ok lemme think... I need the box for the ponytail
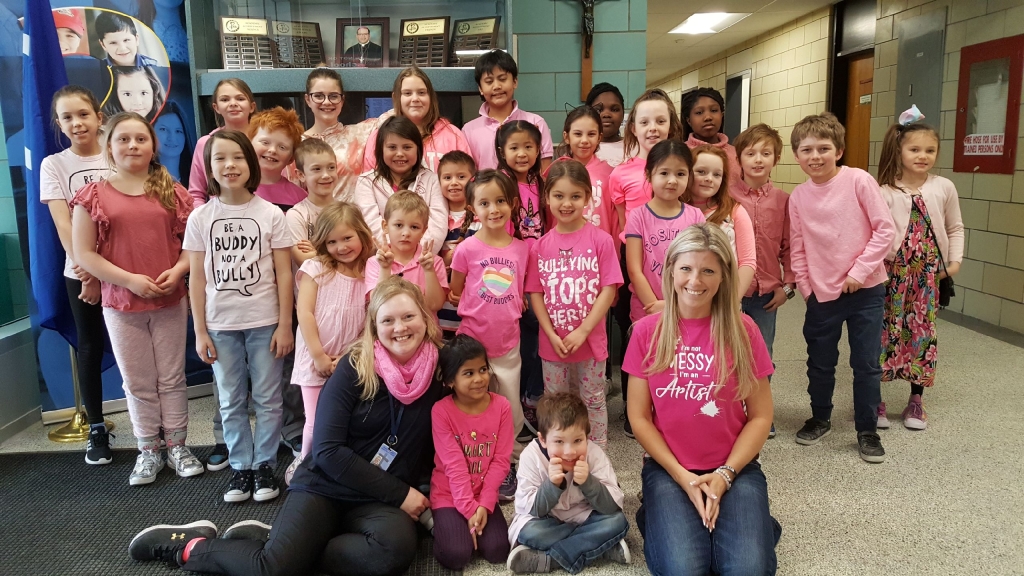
[146,159,178,211]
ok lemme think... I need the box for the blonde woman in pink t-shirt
[71,112,200,486]
[363,66,472,173]
[623,223,779,575]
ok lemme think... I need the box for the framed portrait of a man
[335,18,389,68]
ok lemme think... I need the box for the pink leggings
[300,385,323,459]
[542,358,607,449]
[103,299,188,444]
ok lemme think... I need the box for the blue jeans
[209,325,284,470]
[637,459,781,576]
[519,306,544,401]
[517,511,628,574]
[741,291,778,360]
[804,285,884,432]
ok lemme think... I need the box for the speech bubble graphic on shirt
[482,266,514,296]
[209,218,262,296]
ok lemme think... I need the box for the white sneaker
[876,401,890,429]
[168,445,205,478]
[604,540,631,564]
[129,448,165,486]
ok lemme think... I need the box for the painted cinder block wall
[870,0,1024,333]
[650,7,832,193]
[509,0,647,136]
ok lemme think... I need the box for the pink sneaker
[902,394,927,430]
[876,401,890,429]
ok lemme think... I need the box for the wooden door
[844,52,874,170]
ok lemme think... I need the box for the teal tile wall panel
[555,73,583,108]
[592,71,630,96]
[555,0,579,33]
[4,235,21,270]
[537,112,567,139]
[517,34,583,73]
[629,0,647,31]
[512,0,556,33]
[0,198,15,235]
[596,0,630,32]
[516,73,558,112]
[8,269,27,306]
[628,70,648,107]
[0,161,10,198]
[592,32,646,72]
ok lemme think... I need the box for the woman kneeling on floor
[623,223,782,576]
[128,277,444,576]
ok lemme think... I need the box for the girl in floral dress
[876,111,963,431]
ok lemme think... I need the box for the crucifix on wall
[557,0,598,101]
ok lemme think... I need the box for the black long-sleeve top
[289,353,443,506]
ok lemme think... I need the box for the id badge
[370,443,398,471]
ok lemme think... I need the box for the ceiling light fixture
[669,12,750,34]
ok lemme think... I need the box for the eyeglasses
[308,92,343,104]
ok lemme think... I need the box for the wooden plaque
[271,20,325,68]
[399,17,451,68]
[220,17,277,70]
[450,16,501,67]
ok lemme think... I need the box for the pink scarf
[373,340,438,404]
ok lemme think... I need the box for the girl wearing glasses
[296,68,379,200]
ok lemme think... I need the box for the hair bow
[898,104,925,126]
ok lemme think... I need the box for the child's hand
[330,356,341,371]
[313,353,336,377]
[79,278,101,305]
[270,324,294,358]
[561,327,589,356]
[644,300,666,314]
[195,332,217,364]
[154,267,184,292]
[296,239,315,255]
[546,333,569,359]
[441,247,454,268]
[72,264,95,284]
[939,261,960,279]
[375,235,395,269]
[763,286,789,312]
[468,506,488,550]
[419,239,436,268]
[572,458,590,485]
[448,290,461,306]
[841,276,862,293]
[127,273,166,298]
[548,456,566,486]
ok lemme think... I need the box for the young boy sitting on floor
[506,392,630,574]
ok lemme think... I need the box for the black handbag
[923,213,955,308]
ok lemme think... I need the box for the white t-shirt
[39,149,110,278]
[183,195,293,331]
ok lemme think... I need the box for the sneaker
[221,520,271,542]
[507,544,551,574]
[858,431,886,463]
[224,469,254,503]
[517,424,535,443]
[795,418,831,446]
[285,456,302,486]
[522,400,539,434]
[85,427,113,465]
[768,423,776,439]
[603,540,631,564]
[902,394,928,430]
[253,463,280,502]
[876,402,891,429]
[623,416,634,439]
[206,444,230,472]
[280,436,302,458]
[499,465,518,501]
[128,520,218,563]
[129,448,165,486]
[168,445,205,478]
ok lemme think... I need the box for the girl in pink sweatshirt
[430,335,514,571]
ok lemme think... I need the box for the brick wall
[649,7,831,192]
[870,0,1024,332]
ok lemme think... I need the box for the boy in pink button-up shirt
[462,50,554,171]
[788,113,896,464]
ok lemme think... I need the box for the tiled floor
[4,299,1024,575]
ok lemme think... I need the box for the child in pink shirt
[551,106,617,242]
[188,79,257,206]
[430,335,514,571]
[681,88,742,188]
[246,107,307,211]
[788,113,896,463]
[526,161,622,449]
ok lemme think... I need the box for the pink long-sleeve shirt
[429,393,514,518]
[187,129,221,206]
[362,118,472,173]
[788,166,896,302]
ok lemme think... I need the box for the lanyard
[387,395,405,447]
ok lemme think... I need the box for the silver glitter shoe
[129,448,165,486]
[168,445,205,478]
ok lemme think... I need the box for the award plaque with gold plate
[449,16,501,67]
[220,17,276,70]
[271,21,325,68]
[399,17,451,67]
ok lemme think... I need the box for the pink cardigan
[879,174,964,264]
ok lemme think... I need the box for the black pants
[182,490,418,576]
[65,277,107,425]
[278,309,305,442]
[519,306,543,400]
[431,507,509,570]
[611,244,632,401]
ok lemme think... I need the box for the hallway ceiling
[647,0,838,85]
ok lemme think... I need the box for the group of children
[41,47,963,574]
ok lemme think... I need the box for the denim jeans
[741,291,778,360]
[209,324,284,470]
[517,511,628,574]
[637,459,781,576]
[803,285,884,432]
[519,306,544,401]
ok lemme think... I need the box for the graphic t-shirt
[183,195,293,331]
[622,313,774,470]
[40,149,111,278]
[451,235,529,358]
[581,155,617,241]
[444,210,480,258]
[525,225,622,363]
[518,181,544,247]
[256,179,307,211]
[625,204,706,322]
[609,156,653,241]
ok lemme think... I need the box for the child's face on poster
[58,28,81,54]
[100,30,139,66]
